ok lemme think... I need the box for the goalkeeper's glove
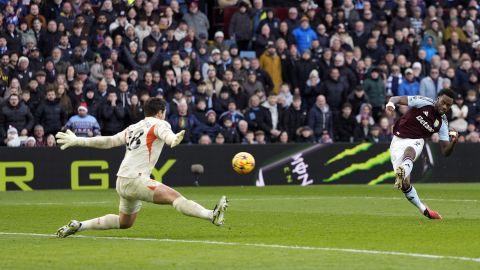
[170,130,185,148]
[55,130,82,150]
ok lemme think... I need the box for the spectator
[278,131,289,143]
[221,118,240,143]
[281,95,306,141]
[386,65,403,97]
[419,67,444,100]
[35,88,67,135]
[320,67,349,113]
[398,69,420,96]
[214,132,226,145]
[4,125,21,147]
[169,100,203,143]
[363,67,386,121]
[219,101,244,126]
[449,94,469,133]
[308,95,333,141]
[292,16,317,54]
[367,125,389,143]
[254,130,266,144]
[354,115,372,142]
[245,94,273,139]
[46,134,56,147]
[100,91,126,136]
[0,94,34,141]
[33,125,46,146]
[182,1,209,39]
[259,41,282,94]
[465,89,480,123]
[261,93,281,138]
[319,129,333,144]
[355,103,376,126]
[198,134,212,145]
[24,136,37,147]
[303,69,322,109]
[126,95,144,125]
[296,126,315,143]
[64,104,101,137]
[334,103,357,142]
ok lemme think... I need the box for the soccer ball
[232,152,255,174]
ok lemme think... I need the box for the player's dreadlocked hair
[437,88,456,100]
[144,97,167,117]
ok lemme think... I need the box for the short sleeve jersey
[117,117,174,178]
[392,96,450,141]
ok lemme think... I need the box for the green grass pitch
[1,184,479,270]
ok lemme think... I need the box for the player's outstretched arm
[56,129,127,150]
[439,129,458,157]
[155,122,185,148]
[385,96,409,116]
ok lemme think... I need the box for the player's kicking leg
[395,147,442,220]
[153,183,229,226]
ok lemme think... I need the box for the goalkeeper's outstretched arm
[56,130,127,150]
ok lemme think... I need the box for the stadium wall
[0,143,477,191]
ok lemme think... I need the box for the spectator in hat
[211,31,229,53]
[449,93,469,133]
[229,1,252,51]
[292,16,318,54]
[183,1,209,39]
[398,68,420,96]
[296,126,315,143]
[259,41,282,94]
[64,103,101,137]
[242,69,264,97]
[12,56,33,90]
[4,21,22,54]
[35,88,67,136]
[202,109,221,139]
[4,125,21,147]
[0,94,34,141]
[28,47,43,73]
[304,69,322,109]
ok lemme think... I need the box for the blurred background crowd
[1,0,480,147]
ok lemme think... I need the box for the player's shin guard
[173,196,214,221]
[78,214,120,231]
[403,186,427,213]
[401,158,413,179]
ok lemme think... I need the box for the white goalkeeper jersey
[116,117,175,178]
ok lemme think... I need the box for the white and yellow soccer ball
[232,152,255,174]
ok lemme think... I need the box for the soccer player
[385,89,458,219]
[55,98,228,238]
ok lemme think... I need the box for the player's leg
[152,183,228,226]
[395,146,416,189]
[56,198,141,237]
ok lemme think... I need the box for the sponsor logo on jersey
[434,119,439,127]
[415,115,435,132]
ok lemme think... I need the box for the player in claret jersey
[55,97,228,238]
[385,89,458,219]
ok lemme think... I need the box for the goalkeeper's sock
[78,214,120,231]
[401,158,413,179]
[403,185,427,212]
[173,196,213,221]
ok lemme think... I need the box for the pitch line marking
[1,232,479,263]
[0,197,477,206]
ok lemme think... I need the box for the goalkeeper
[55,98,228,238]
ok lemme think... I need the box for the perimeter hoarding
[0,143,477,191]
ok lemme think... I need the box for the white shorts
[115,176,162,214]
[389,136,424,170]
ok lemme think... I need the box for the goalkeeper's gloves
[170,130,185,148]
[55,130,82,150]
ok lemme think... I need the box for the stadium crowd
[1,0,480,147]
